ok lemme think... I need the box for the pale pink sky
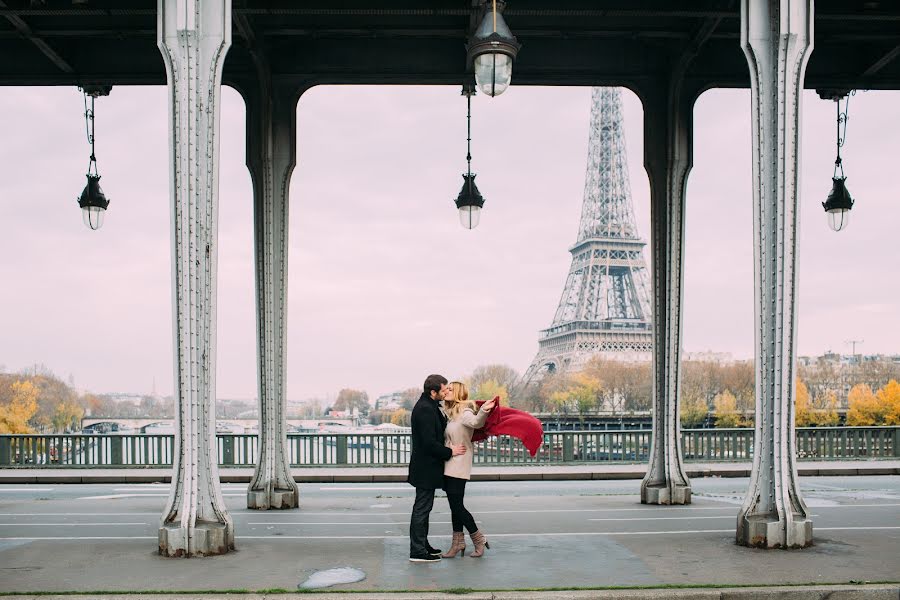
[0,85,897,402]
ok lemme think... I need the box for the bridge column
[737,0,814,548]
[639,79,696,506]
[157,0,234,556]
[242,58,301,510]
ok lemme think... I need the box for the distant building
[374,391,405,411]
[684,351,735,364]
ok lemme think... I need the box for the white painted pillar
[157,0,234,556]
[244,65,301,510]
[737,0,814,548]
[640,80,695,506]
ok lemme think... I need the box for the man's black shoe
[426,546,442,556]
[409,553,441,563]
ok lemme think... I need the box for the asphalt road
[0,476,898,592]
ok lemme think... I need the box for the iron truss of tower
[520,87,653,390]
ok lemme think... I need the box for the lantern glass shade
[474,51,512,97]
[826,208,849,232]
[77,174,110,231]
[458,205,482,229]
[454,173,485,230]
[82,206,106,230]
[822,176,854,232]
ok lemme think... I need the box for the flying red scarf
[472,397,544,457]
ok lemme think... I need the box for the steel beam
[737,0,813,549]
[243,54,301,511]
[0,0,74,74]
[157,0,234,557]
[639,78,695,506]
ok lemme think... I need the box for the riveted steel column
[157,0,234,556]
[737,0,814,548]
[244,63,301,510]
[640,80,695,506]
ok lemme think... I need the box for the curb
[2,464,899,484]
[1,585,899,599]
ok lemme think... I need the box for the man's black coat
[407,392,452,490]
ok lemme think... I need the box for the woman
[441,381,496,558]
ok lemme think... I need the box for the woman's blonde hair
[444,381,477,419]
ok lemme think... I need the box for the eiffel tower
[520,87,653,389]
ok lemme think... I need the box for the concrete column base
[737,515,813,549]
[247,488,299,510]
[641,482,691,505]
[158,521,233,557]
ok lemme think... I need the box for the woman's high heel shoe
[469,530,489,557]
[442,531,466,558]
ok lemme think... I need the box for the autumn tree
[680,389,709,428]
[390,409,411,427]
[814,391,840,426]
[332,389,370,415]
[549,373,601,417]
[583,358,651,413]
[0,380,39,433]
[877,380,900,425]
[472,379,509,406]
[468,365,519,399]
[713,390,743,428]
[846,384,881,426]
[795,378,813,426]
[52,400,84,433]
[398,387,420,410]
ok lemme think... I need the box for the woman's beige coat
[443,406,492,480]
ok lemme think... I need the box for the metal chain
[833,90,855,179]
[462,84,475,176]
[82,91,98,176]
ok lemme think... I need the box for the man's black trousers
[409,487,436,556]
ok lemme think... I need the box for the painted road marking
[5,526,900,542]
[0,522,147,526]
[75,493,245,500]
[589,514,818,521]
[318,486,411,491]
[245,521,466,525]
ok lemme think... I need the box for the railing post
[336,435,348,465]
[222,435,234,466]
[0,437,9,465]
[562,434,575,462]
[111,435,123,466]
[894,427,900,458]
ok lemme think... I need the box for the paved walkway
[1,475,898,597]
[2,459,899,483]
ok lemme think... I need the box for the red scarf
[472,397,544,457]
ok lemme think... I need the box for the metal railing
[0,427,897,468]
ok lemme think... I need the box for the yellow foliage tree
[0,380,39,433]
[795,378,813,426]
[713,390,743,428]
[473,379,509,407]
[846,384,880,426]
[680,389,709,428]
[52,400,84,433]
[389,409,410,427]
[547,374,602,416]
[876,380,900,425]
[815,391,840,426]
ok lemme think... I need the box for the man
[407,374,466,562]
